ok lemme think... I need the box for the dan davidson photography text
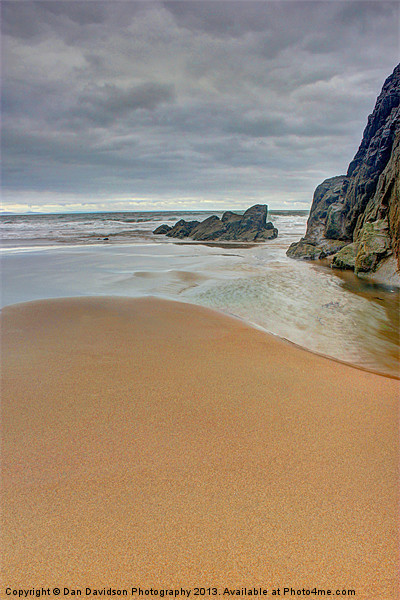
[4,586,357,598]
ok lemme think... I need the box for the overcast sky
[1,1,399,213]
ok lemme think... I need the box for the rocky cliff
[153,205,278,242]
[287,63,400,283]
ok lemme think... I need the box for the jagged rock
[345,69,400,241]
[332,243,359,270]
[218,205,278,241]
[241,204,267,228]
[256,223,278,240]
[287,63,400,282]
[302,176,348,247]
[361,128,400,262]
[153,224,172,234]
[191,216,225,240]
[354,219,392,273]
[165,220,200,239]
[386,132,400,265]
[320,239,349,254]
[287,240,326,260]
[153,205,278,242]
[325,202,345,239]
[287,237,347,260]
[221,211,242,223]
[236,205,277,241]
[332,220,392,272]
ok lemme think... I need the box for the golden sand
[1,297,399,598]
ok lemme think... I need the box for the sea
[1,209,399,377]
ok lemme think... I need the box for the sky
[1,1,399,214]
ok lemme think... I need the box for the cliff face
[287,63,400,281]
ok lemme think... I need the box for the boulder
[153,205,278,242]
[331,243,359,270]
[287,240,326,260]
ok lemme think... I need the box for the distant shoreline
[0,209,310,217]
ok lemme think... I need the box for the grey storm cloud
[1,0,399,211]
[70,82,176,126]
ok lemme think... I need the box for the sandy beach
[1,296,399,598]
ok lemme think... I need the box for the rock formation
[287,63,400,281]
[153,205,278,242]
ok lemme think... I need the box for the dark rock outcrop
[153,224,172,235]
[164,220,201,239]
[221,211,242,223]
[287,63,400,281]
[191,216,225,240]
[153,205,278,242]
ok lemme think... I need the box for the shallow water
[0,209,307,248]
[1,224,399,377]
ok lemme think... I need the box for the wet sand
[1,297,399,598]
